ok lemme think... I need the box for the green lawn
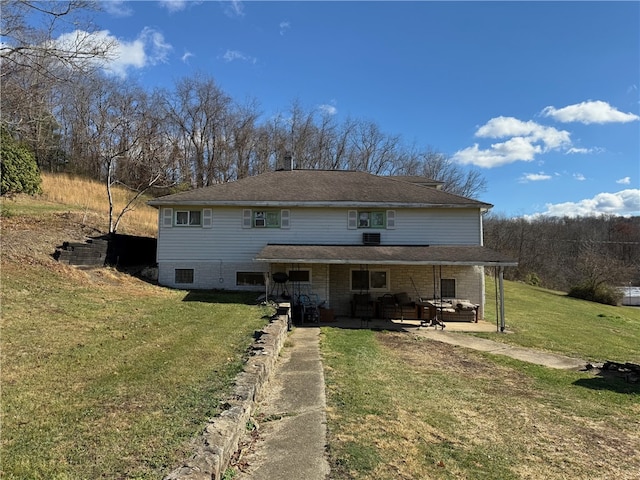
[321,279,640,479]
[1,257,271,479]
[482,278,640,363]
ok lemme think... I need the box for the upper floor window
[254,210,280,228]
[358,211,385,228]
[176,210,201,226]
[161,208,212,229]
[243,209,290,229]
[348,210,394,230]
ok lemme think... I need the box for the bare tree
[163,74,232,187]
[0,0,115,81]
[346,120,400,174]
[397,147,487,198]
[225,99,261,179]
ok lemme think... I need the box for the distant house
[148,168,516,321]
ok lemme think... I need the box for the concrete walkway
[415,328,587,369]
[233,318,587,479]
[236,326,329,480]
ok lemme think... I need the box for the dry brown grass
[40,173,158,237]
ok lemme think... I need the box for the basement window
[175,268,194,284]
[237,272,266,286]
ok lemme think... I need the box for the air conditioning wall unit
[363,232,381,245]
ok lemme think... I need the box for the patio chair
[297,294,319,323]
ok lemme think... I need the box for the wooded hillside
[484,214,640,292]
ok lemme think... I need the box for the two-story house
[148,168,516,321]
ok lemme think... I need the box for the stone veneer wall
[163,307,290,480]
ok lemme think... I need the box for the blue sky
[81,1,639,217]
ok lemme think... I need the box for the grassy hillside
[0,176,271,479]
[483,276,640,363]
[38,172,158,237]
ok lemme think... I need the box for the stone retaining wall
[163,306,290,480]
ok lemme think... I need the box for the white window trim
[350,210,388,229]
[242,209,288,229]
[175,209,202,227]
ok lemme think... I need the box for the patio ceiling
[254,244,518,267]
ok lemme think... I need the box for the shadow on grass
[182,289,261,305]
[573,376,640,395]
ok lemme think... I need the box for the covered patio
[255,244,518,331]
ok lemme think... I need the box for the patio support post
[499,266,506,332]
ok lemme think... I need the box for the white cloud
[453,141,538,168]
[280,21,291,36]
[573,173,586,181]
[453,116,570,168]
[158,0,189,13]
[541,100,640,124]
[222,49,256,64]
[55,28,172,78]
[102,1,133,17]
[475,116,571,149]
[181,51,194,63]
[112,27,172,76]
[566,147,593,154]
[529,189,640,218]
[519,172,552,183]
[617,176,631,185]
[222,0,244,17]
[318,104,337,115]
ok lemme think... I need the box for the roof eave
[147,200,492,209]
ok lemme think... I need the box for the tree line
[484,214,640,302]
[1,2,485,213]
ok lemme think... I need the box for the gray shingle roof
[148,170,492,208]
[255,244,518,266]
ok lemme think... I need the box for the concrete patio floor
[318,316,501,333]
